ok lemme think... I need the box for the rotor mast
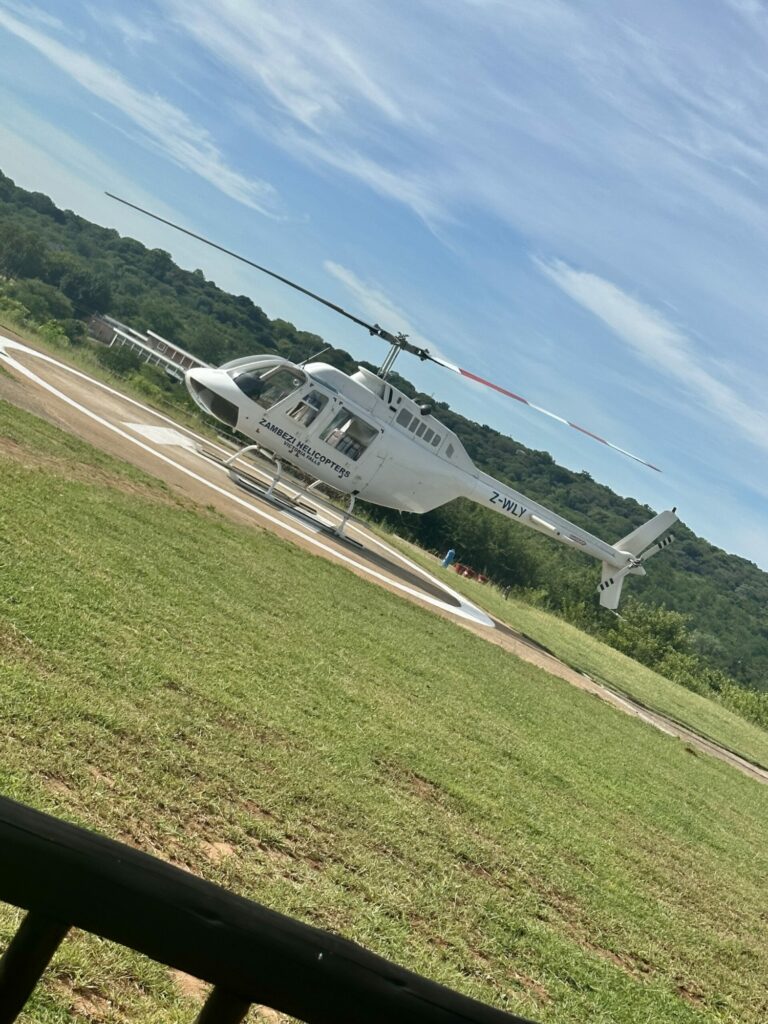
[377,334,412,379]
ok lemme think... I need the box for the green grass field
[1,399,768,1024]
[382,534,768,770]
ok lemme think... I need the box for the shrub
[37,320,69,346]
[96,344,143,375]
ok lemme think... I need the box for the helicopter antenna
[299,345,331,367]
[106,193,661,471]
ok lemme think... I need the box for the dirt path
[2,332,766,786]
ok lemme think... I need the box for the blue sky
[1,0,767,566]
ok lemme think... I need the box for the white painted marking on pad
[123,423,196,450]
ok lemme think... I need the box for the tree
[22,190,65,223]
[611,601,691,669]
[96,344,142,375]
[139,297,182,339]
[6,279,72,320]
[184,321,227,363]
[58,264,112,314]
[0,222,47,279]
[143,248,174,281]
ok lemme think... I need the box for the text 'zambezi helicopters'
[108,193,677,609]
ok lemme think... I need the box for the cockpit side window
[320,407,379,462]
[234,366,306,409]
[288,389,328,426]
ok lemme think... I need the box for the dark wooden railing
[0,796,535,1024]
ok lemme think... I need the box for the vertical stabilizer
[598,509,677,609]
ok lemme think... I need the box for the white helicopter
[109,195,677,609]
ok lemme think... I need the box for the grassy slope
[1,401,767,1024]
[379,534,768,769]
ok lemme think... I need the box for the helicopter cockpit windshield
[233,365,306,409]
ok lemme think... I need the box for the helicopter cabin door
[317,406,386,490]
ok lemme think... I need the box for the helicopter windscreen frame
[233,365,307,410]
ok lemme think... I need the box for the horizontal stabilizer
[641,533,675,561]
[615,509,677,558]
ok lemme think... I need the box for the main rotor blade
[107,194,660,471]
[437,362,661,472]
[105,193,402,345]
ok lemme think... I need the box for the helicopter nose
[185,368,240,429]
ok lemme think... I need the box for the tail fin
[598,509,677,610]
[598,561,645,610]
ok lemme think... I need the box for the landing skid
[198,442,364,547]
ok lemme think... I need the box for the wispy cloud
[278,129,449,227]
[0,5,279,214]
[2,0,63,31]
[722,0,767,21]
[100,11,157,47]
[323,260,458,366]
[537,258,768,455]
[165,0,405,131]
[160,0,768,262]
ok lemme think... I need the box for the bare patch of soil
[52,979,120,1022]
[169,968,208,1001]
[199,839,236,864]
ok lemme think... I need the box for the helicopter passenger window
[446,443,455,459]
[415,422,427,438]
[408,418,418,432]
[320,407,379,461]
[233,366,306,408]
[423,428,434,444]
[396,409,412,428]
[288,390,327,426]
[431,433,441,447]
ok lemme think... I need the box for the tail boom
[465,472,677,608]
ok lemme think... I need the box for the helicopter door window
[415,422,427,438]
[320,407,379,462]
[431,433,441,447]
[234,366,306,408]
[423,428,434,444]
[408,418,419,432]
[288,389,328,426]
[396,409,412,428]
